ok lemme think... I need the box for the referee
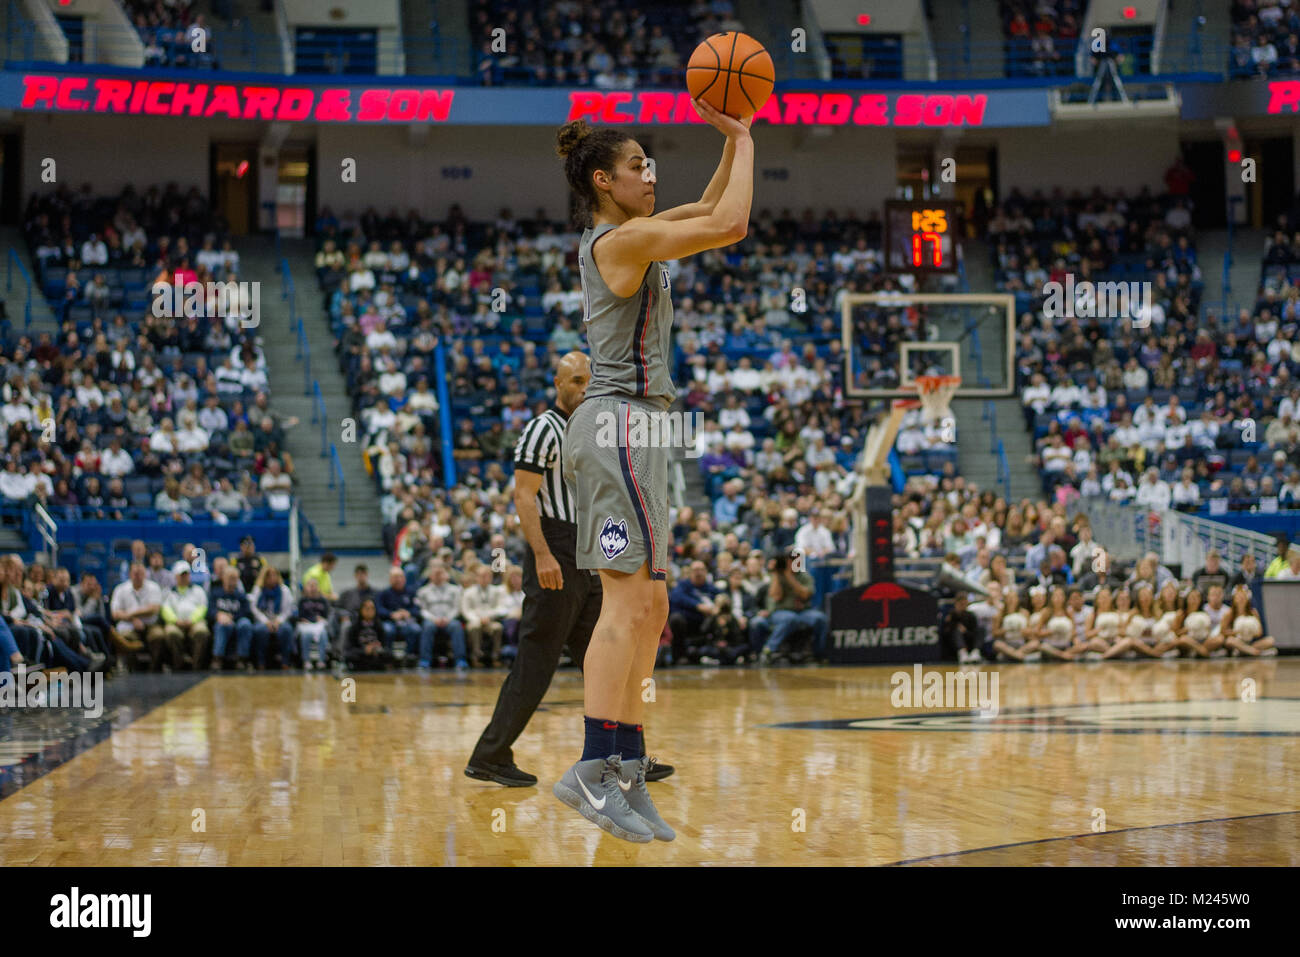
[465,351,674,787]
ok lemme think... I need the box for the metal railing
[33,501,57,565]
[298,506,321,551]
[289,499,301,586]
[1160,508,1276,574]
[279,254,313,394]
[327,442,346,525]
[280,255,294,311]
[434,341,456,488]
[300,323,310,395]
[6,248,33,328]
[1221,195,1244,316]
[995,438,1010,499]
[312,380,328,456]
[1075,499,1277,570]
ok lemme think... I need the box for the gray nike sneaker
[554,756,654,843]
[618,756,676,841]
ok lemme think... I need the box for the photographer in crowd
[755,552,828,665]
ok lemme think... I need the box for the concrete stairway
[2,227,61,334]
[423,0,470,77]
[1159,0,1232,74]
[676,428,712,514]
[238,236,384,550]
[1197,227,1268,319]
[208,0,285,73]
[951,396,1039,502]
[401,0,437,76]
[929,0,1004,81]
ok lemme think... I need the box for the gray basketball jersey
[578,222,676,407]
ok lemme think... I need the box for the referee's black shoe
[645,758,675,782]
[464,759,538,787]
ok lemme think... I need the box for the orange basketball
[686,32,774,119]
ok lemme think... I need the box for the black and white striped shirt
[514,408,574,523]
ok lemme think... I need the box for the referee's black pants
[471,516,602,768]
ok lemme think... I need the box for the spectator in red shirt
[1189,330,1216,365]
[172,257,199,291]
[1165,156,1195,196]
[468,258,493,289]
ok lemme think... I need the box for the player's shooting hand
[693,98,751,139]
[536,552,564,590]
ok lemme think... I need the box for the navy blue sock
[581,715,620,761]
[616,722,644,760]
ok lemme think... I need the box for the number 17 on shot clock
[884,200,961,275]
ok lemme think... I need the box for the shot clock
[884,200,960,275]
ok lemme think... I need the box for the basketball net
[911,374,961,427]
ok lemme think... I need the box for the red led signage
[1267,80,1300,113]
[11,73,1027,127]
[567,90,990,127]
[20,74,455,122]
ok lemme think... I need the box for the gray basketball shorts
[563,395,670,580]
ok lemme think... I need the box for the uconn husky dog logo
[599,517,630,559]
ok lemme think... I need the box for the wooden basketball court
[2,660,1298,866]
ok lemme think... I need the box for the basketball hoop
[910,374,961,426]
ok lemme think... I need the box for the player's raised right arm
[604,133,753,263]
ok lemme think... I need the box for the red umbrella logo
[859,582,909,627]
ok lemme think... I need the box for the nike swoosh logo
[575,772,606,810]
[617,776,632,792]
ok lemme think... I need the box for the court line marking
[0,674,210,804]
[884,809,1300,866]
[762,695,1300,736]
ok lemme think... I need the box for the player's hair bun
[556,119,592,159]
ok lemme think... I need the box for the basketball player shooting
[551,98,754,843]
